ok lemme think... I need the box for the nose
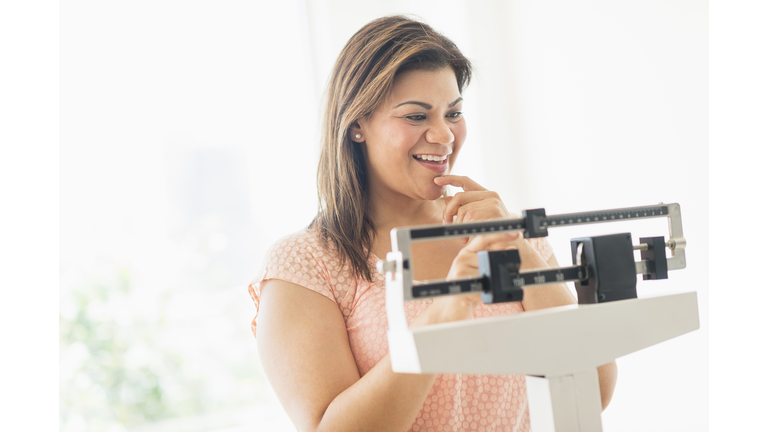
[425,118,455,145]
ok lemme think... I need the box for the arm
[256,234,521,432]
[519,252,577,311]
[257,280,436,432]
[434,176,617,410]
[522,253,617,411]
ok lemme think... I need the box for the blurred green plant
[59,267,208,431]
[60,245,269,432]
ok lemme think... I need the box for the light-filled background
[59,1,707,431]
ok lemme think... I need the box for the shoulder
[249,228,341,323]
[267,228,328,260]
[249,228,345,338]
[259,228,339,280]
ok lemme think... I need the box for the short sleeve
[247,230,336,338]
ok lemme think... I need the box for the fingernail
[434,176,443,182]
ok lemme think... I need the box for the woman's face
[355,67,466,202]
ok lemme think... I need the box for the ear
[349,119,365,143]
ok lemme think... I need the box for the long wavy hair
[310,16,473,281]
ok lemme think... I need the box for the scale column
[526,369,603,432]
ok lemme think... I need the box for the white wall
[60,2,318,431]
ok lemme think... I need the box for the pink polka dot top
[248,228,555,432]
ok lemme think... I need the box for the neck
[367,182,444,237]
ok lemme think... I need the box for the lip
[413,157,449,173]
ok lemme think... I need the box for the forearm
[521,282,577,311]
[317,354,435,432]
[316,300,466,432]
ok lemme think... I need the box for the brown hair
[310,15,473,281]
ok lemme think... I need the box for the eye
[405,115,427,122]
[447,111,463,121]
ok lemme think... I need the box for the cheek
[451,121,468,154]
[377,127,421,160]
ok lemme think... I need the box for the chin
[418,186,445,201]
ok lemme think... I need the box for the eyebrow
[394,97,463,110]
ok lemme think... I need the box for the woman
[249,16,617,432]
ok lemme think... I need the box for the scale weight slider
[570,233,638,304]
[478,249,525,304]
[639,236,669,280]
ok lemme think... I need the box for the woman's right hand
[410,232,520,327]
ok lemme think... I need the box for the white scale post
[378,203,698,432]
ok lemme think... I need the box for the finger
[451,248,479,269]
[434,175,487,192]
[450,233,520,277]
[452,233,518,273]
[455,200,504,224]
[442,191,495,224]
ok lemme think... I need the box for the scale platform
[378,203,699,432]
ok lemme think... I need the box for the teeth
[415,154,448,161]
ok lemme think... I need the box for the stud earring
[355,134,361,139]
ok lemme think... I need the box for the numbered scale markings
[412,266,585,299]
[409,204,669,240]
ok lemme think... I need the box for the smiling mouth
[413,154,448,164]
[412,154,450,173]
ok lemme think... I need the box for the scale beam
[407,204,670,241]
[381,202,688,334]
[381,203,686,303]
[410,265,585,300]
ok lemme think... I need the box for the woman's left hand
[433,175,549,270]
[434,174,511,225]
